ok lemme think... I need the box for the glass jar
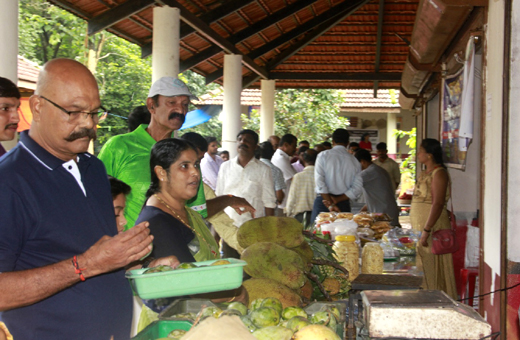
[332,235,359,280]
[361,242,384,274]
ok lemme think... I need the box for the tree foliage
[242,89,349,145]
[393,127,416,177]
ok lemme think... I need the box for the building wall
[482,0,506,331]
[340,110,415,154]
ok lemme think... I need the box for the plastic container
[361,242,384,274]
[333,235,359,280]
[131,320,192,340]
[159,299,216,321]
[304,301,348,339]
[126,258,247,299]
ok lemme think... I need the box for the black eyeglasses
[39,95,108,123]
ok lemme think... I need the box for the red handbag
[431,186,460,255]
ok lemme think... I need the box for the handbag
[431,181,460,255]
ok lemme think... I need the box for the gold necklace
[153,194,216,256]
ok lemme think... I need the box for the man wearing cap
[99,77,198,228]
[200,136,224,191]
[0,77,21,157]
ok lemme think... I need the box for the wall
[482,0,505,331]
[340,110,415,154]
[426,93,440,139]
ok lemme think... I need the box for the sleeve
[285,175,298,217]
[203,184,243,253]
[273,167,287,191]
[147,213,196,263]
[97,137,120,177]
[215,162,227,196]
[261,166,277,209]
[0,185,32,272]
[314,153,328,194]
[345,165,364,201]
[200,157,217,190]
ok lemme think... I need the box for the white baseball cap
[147,77,198,100]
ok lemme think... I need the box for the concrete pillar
[152,6,180,82]
[386,111,397,154]
[221,54,243,158]
[0,0,18,152]
[260,80,276,142]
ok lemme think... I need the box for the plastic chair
[459,267,478,306]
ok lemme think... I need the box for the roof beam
[178,0,319,72]
[268,72,402,81]
[141,0,257,58]
[373,0,385,97]
[157,0,268,79]
[241,0,372,88]
[88,0,155,36]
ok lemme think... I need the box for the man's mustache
[239,145,248,149]
[65,128,97,142]
[168,112,186,124]
[4,123,18,130]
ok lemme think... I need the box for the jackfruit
[290,241,314,267]
[241,242,306,290]
[243,278,302,309]
[237,216,304,249]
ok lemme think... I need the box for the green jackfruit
[290,241,314,266]
[243,278,302,309]
[241,242,306,290]
[237,216,304,249]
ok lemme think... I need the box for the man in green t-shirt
[99,77,199,228]
[99,77,254,229]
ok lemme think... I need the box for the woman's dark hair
[361,133,370,142]
[421,138,446,168]
[108,176,131,199]
[146,138,197,199]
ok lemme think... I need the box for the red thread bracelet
[71,255,86,281]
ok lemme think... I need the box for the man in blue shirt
[0,59,154,339]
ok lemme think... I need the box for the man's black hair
[376,142,387,151]
[180,132,208,153]
[237,129,259,145]
[127,105,151,132]
[332,129,350,144]
[0,77,21,99]
[219,150,229,156]
[349,142,359,148]
[299,140,310,146]
[355,148,372,163]
[259,141,275,159]
[205,136,218,145]
[279,134,297,147]
[302,149,318,165]
[322,141,332,148]
[298,146,309,155]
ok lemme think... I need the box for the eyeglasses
[39,95,108,123]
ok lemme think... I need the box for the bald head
[269,135,280,150]
[36,59,99,98]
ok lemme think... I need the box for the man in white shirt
[200,136,224,190]
[373,142,401,193]
[286,148,318,227]
[216,129,276,227]
[311,128,363,223]
[271,134,297,214]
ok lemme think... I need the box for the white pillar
[260,79,275,143]
[222,54,243,158]
[0,0,18,152]
[152,6,180,82]
[386,111,397,154]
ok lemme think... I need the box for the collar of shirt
[18,130,91,171]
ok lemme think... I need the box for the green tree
[242,89,349,145]
[393,127,416,178]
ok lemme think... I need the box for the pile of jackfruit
[238,216,350,307]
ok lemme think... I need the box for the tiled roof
[17,56,40,91]
[195,88,400,108]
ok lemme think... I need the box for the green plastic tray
[126,258,246,299]
[131,320,192,340]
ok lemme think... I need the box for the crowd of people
[0,57,456,338]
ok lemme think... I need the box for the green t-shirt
[98,124,207,229]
